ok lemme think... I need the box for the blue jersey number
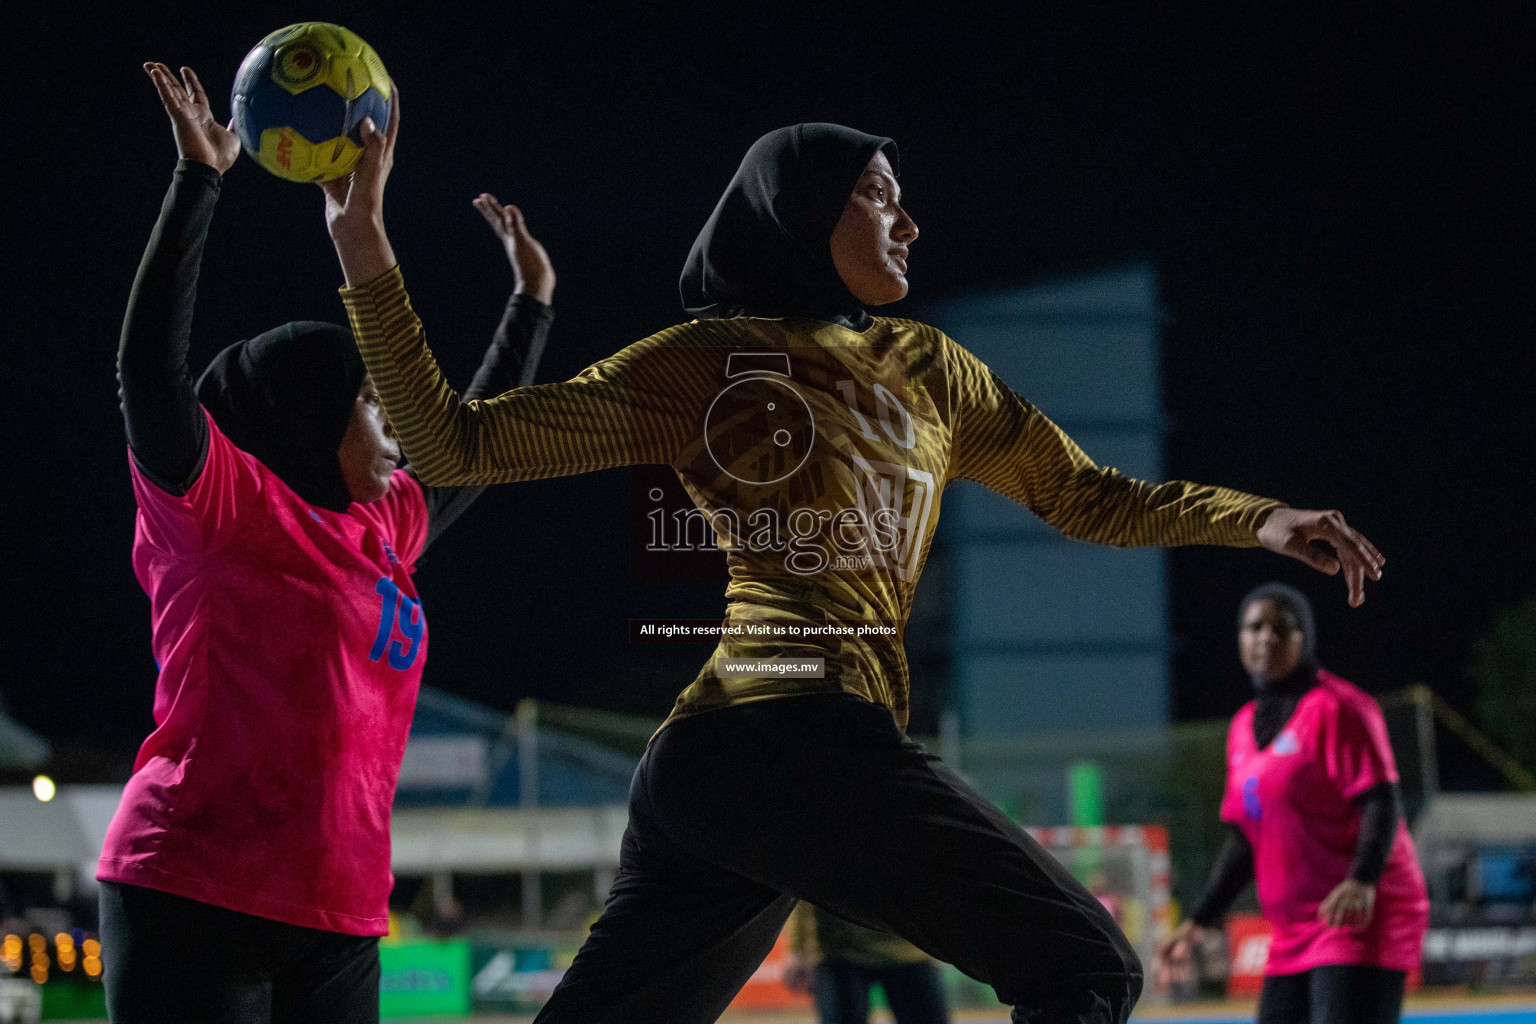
[1241,775,1262,820]
[369,577,423,670]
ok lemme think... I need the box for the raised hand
[473,193,556,304]
[1257,508,1385,607]
[319,82,400,287]
[144,63,240,174]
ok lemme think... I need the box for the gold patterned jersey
[343,267,1281,729]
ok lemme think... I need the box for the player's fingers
[1339,523,1384,577]
[473,197,503,228]
[182,66,211,111]
[505,204,530,235]
[1345,522,1385,569]
[355,118,388,186]
[1318,516,1378,572]
[1321,525,1373,604]
[1345,557,1366,607]
[317,175,350,204]
[1294,538,1341,576]
[146,64,183,113]
[382,80,400,150]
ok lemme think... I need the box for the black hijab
[1238,582,1321,747]
[196,321,366,512]
[680,123,898,331]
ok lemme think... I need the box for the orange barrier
[729,930,815,1010]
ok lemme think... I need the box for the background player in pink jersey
[98,63,558,1024]
[1157,583,1429,1024]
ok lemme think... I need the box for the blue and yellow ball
[231,23,391,183]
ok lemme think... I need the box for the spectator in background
[1156,583,1428,1024]
[784,902,950,1024]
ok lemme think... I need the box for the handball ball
[231,23,391,183]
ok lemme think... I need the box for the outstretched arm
[946,338,1383,605]
[118,64,240,493]
[416,196,557,548]
[1188,826,1255,928]
[322,89,699,487]
[1154,826,1252,987]
[466,194,555,397]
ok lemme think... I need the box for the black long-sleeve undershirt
[118,160,220,493]
[1188,781,1403,927]
[117,159,553,549]
[419,291,551,548]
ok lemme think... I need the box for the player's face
[830,150,919,307]
[1238,599,1305,682]
[337,378,400,504]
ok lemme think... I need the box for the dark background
[3,4,1531,785]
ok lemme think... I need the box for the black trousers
[816,959,950,1024]
[99,881,380,1024]
[1258,966,1407,1024]
[534,694,1141,1024]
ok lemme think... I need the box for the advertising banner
[379,940,471,1019]
[1227,914,1272,997]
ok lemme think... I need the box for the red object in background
[729,930,814,1010]
[1228,914,1273,997]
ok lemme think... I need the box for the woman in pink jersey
[1158,583,1429,1024]
[97,64,558,1024]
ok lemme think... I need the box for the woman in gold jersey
[320,95,1384,1024]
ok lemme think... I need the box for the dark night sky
[3,4,1531,783]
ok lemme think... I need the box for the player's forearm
[468,294,554,400]
[1021,415,1281,548]
[340,266,485,486]
[1189,826,1255,928]
[118,159,219,492]
[1349,782,1401,884]
[417,295,555,549]
[330,215,398,290]
[1056,473,1283,548]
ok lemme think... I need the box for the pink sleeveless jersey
[99,413,430,935]
[1222,671,1428,974]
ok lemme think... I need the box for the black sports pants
[816,958,950,1024]
[99,881,380,1024]
[1258,966,1407,1024]
[534,693,1141,1024]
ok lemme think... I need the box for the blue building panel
[923,264,1172,739]
[950,322,1161,424]
[957,652,1170,735]
[954,544,1168,644]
